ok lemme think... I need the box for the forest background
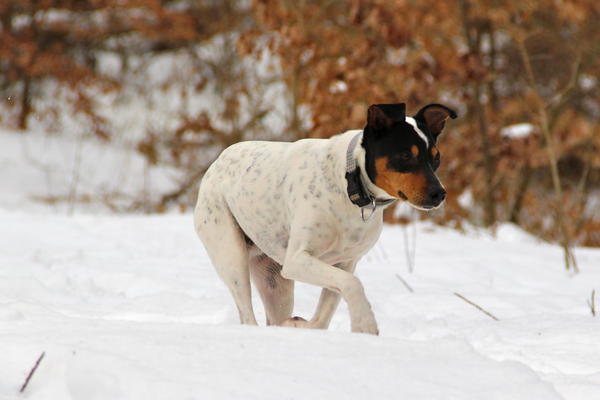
[1,0,599,259]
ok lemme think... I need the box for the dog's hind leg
[194,201,257,326]
[248,248,294,326]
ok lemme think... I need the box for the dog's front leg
[309,260,357,329]
[282,250,377,335]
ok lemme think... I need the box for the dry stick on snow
[454,292,499,321]
[401,209,418,273]
[19,352,45,394]
[395,273,414,293]
[588,289,597,317]
[67,129,85,215]
[377,242,389,263]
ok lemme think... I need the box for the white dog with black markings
[194,103,456,334]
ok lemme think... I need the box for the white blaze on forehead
[405,117,429,148]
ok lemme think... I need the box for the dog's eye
[398,151,412,161]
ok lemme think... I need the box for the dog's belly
[233,207,290,264]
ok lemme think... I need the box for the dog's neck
[353,133,397,201]
[345,131,397,208]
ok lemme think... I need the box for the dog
[194,103,456,334]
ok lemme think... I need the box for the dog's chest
[317,218,383,264]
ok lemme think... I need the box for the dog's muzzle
[421,187,446,209]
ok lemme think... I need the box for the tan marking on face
[411,145,419,157]
[430,147,439,158]
[374,157,428,202]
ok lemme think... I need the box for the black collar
[345,133,397,210]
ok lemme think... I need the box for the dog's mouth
[408,203,439,211]
[398,190,445,211]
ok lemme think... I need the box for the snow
[330,80,348,93]
[0,129,182,213]
[579,75,597,91]
[501,123,535,139]
[2,128,600,399]
[1,209,600,399]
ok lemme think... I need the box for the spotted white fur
[194,130,390,334]
[405,116,429,147]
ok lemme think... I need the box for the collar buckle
[360,197,377,222]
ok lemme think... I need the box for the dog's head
[362,103,457,210]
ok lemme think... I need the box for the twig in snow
[395,273,414,293]
[588,289,596,317]
[454,292,499,321]
[401,209,418,273]
[377,242,389,263]
[19,352,45,393]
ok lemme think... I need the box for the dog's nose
[427,188,446,206]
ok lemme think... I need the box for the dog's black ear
[413,104,457,139]
[367,103,406,131]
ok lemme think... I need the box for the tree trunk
[515,34,578,272]
[18,78,31,130]
[459,0,496,227]
[474,83,496,227]
[509,165,533,224]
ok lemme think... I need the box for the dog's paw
[280,316,310,328]
[350,310,379,335]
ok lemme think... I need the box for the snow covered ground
[1,128,600,399]
[1,210,600,399]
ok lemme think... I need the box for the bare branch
[513,31,578,273]
[401,209,417,273]
[20,352,45,393]
[588,290,596,317]
[155,167,207,210]
[454,292,499,321]
[395,273,414,293]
